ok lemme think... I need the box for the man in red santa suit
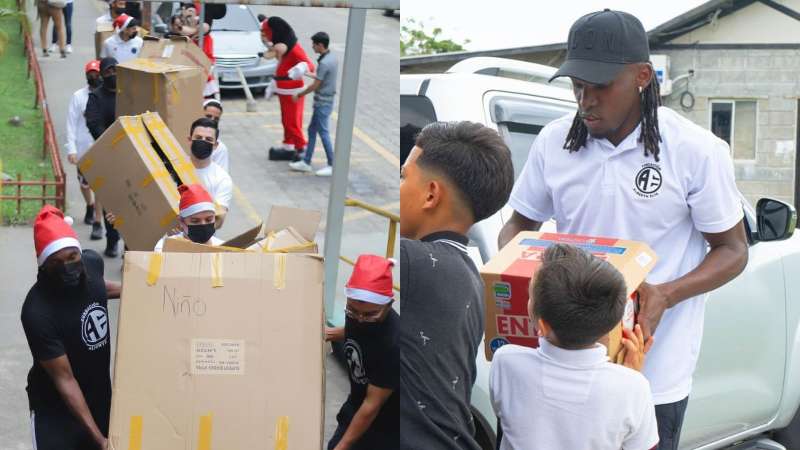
[261,17,315,161]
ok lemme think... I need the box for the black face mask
[191,139,213,160]
[128,31,138,40]
[42,259,84,289]
[102,74,116,91]
[345,315,385,335]
[87,76,101,89]
[187,223,216,244]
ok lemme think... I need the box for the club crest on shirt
[633,163,662,198]
[81,302,109,351]
[344,339,368,385]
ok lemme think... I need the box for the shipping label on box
[482,232,657,361]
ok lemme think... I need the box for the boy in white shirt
[202,99,230,173]
[154,184,224,251]
[490,243,659,450]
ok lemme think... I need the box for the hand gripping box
[482,232,658,361]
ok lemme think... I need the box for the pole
[323,8,366,324]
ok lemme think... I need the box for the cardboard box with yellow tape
[78,112,200,251]
[94,23,114,59]
[139,35,212,79]
[482,231,658,362]
[115,59,205,154]
[109,251,325,449]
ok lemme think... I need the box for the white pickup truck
[401,57,800,450]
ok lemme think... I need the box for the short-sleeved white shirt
[101,33,143,64]
[211,139,230,174]
[490,341,659,450]
[195,162,233,211]
[509,106,743,404]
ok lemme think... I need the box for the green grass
[0,0,48,225]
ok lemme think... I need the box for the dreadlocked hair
[563,74,663,161]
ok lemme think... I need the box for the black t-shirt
[340,309,400,446]
[21,249,112,433]
[400,232,484,450]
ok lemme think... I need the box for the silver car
[153,3,276,93]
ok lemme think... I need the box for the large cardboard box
[139,36,212,79]
[94,23,114,59]
[482,232,658,361]
[78,112,201,251]
[116,59,205,153]
[109,251,325,449]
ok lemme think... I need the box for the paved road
[0,1,397,447]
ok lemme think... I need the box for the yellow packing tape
[273,254,287,290]
[211,253,224,287]
[146,253,163,286]
[129,415,143,450]
[111,130,127,147]
[268,242,316,254]
[152,75,160,105]
[89,177,105,191]
[112,215,125,228]
[78,158,93,173]
[198,414,213,450]
[274,416,289,450]
[143,116,198,186]
[140,169,171,188]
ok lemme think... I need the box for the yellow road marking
[343,201,400,223]
[233,185,263,225]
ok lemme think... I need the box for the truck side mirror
[756,198,796,242]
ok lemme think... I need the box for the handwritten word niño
[163,285,207,318]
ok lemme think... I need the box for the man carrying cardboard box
[187,117,232,227]
[85,57,122,258]
[326,255,399,450]
[399,121,514,450]
[21,205,121,450]
[498,10,749,449]
[100,14,143,64]
[489,243,658,450]
[154,184,223,251]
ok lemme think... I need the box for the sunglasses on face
[344,304,390,323]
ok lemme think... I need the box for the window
[489,96,575,180]
[400,95,437,166]
[710,100,757,160]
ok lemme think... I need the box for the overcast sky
[402,0,709,51]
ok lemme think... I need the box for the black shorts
[30,408,97,450]
[76,168,89,189]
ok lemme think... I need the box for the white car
[400,57,800,450]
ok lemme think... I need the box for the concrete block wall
[657,48,799,207]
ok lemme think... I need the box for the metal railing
[339,197,400,292]
[0,8,66,216]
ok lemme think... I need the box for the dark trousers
[102,209,119,245]
[51,2,72,45]
[655,397,689,450]
[30,408,96,450]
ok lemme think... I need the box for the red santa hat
[113,13,134,32]
[345,255,395,305]
[178,184,215,218]
[34,205,81,266]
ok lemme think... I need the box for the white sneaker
[65,44,73,54]
[48,43,58,53]
[289,160,312,173]
[315,166,333,177]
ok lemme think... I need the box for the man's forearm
[336,401,381,449]
[661,242,748,308]
[54,376,105,443]
[105,280,121,299]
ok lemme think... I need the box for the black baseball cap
[550,9,650,85]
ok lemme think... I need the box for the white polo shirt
[212,139,230,174]
[100,33,143,64]
[65,86,94,160]
[509,106,743,405]
[490,341,659,450]
[195,162,233,211]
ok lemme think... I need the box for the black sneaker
[104,241,118,258]
[84,204,95,225]
[90,222,103,240]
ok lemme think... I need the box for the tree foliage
[401,18,469,56]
